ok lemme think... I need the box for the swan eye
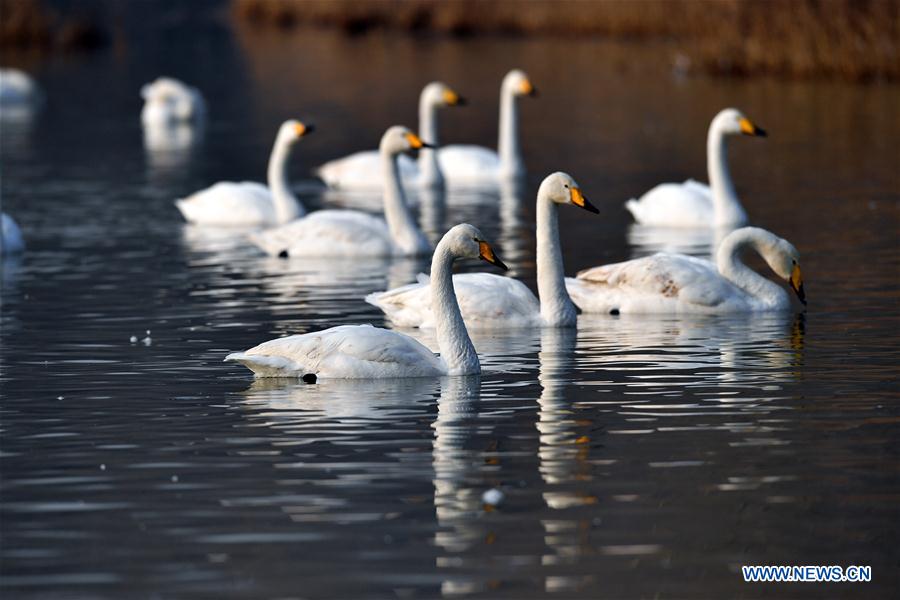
[564,184,569,189]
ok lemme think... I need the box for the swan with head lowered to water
[140,77,206,127]
[624,108,766,228]
[249,125,432,258]
[225,224,507,379]
[176,120,312,227]
[366,172,598,328]
[565,227,806,314]
[315,82,465,191]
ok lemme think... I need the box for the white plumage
[140,77,205,126]
[226,224,507,379]
[566,227,805,314]
[1,213,25,255]
[0,69,40,107]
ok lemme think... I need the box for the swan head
[278,119,314,144]
[422,82,466,108]
[503,69,537,98]
[539,171,599,214]
[443,223,508,270]
[751,228,805,305]
[713,108,766,138]
[380,125,434,156]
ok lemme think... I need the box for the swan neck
[418,95,443,188]
[536,195,577,326]
[267,137,304,223]
[382,148,428,255]
[716,230,786,308]
[707,125,747,227]
[431,244,480,375]
[498,86,523,178]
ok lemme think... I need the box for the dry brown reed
[231,0,900,82]
[0,0,108,52]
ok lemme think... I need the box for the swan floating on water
[1,213,25,255]
[566,226,805,314]
[624,108,766,228]
[316,82,465,191]
[436,69,537,187]
[140,77,206,126]
[367,172,599,329]
[249,126,432,258]
[175,120,312,227]
[0,69,40,108]
[226,224,508,379]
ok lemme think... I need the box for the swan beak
[478,240,508,271]
[443,89,466,106]
[520,79,537,97]
[739,117,766,137]
[405,132,434,150]
[790,264,806,305]
[295,122,314,137]
[570,187,599,214]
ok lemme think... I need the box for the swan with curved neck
[175,120,310,227]
[226,224,507,379]
[315,82,464,191]
[249,126,432,258]
[625,108,766,228]
[366,172,599,328]
[437,69,537,186]
[566,226,806,314]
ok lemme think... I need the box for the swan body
[0,69,40,106]
[176,120,311,227]
[1,213,24,254]
[436,69,536,187]
[367,172,599,328]
[250,126,431,258]
[565,227,805,314]
[316,82,464,190]
[140,77,206,126]
[625,108,766,227]
[226,223,508,379]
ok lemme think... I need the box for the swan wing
[249,209,393,257]
[624,181,714,227]
[367,272,541,329]
[437,145,501,184]
[1,213,25,254]
[226,324,446,379]
[175,182,277,226]
[568,253,741,313]
[0,69,38,104]
[316,150,418,190]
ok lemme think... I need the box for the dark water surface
[2,11,899,599]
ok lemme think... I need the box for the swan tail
[225,352,309,378]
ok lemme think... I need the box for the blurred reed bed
[232,0,900,82]
[0,0,109,52]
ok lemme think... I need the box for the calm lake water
[2,7,899,599]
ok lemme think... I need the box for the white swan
[175,120,311,227]
[225,223,508,379]
[436,69,536,187]
[0,69,40,107]
[140,77,206,126]
[367,172,598,328]
[1,213,25,255]
[565,227,806,314]
[625,108,766,227]
[249,126,432,258]
[316,82,465,191]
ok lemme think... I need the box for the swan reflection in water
[143,120,205,183]
[626,223,737,259]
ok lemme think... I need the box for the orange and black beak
[404,132,435,151]
[477,240,508,271]
[443,89,467,106]
[790,264,806,305]
[570,187,599,214]
[520,78,538,97]
[739,117,766,137]
[294,122,314,137]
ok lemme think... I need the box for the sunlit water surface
[2,13,898,599]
